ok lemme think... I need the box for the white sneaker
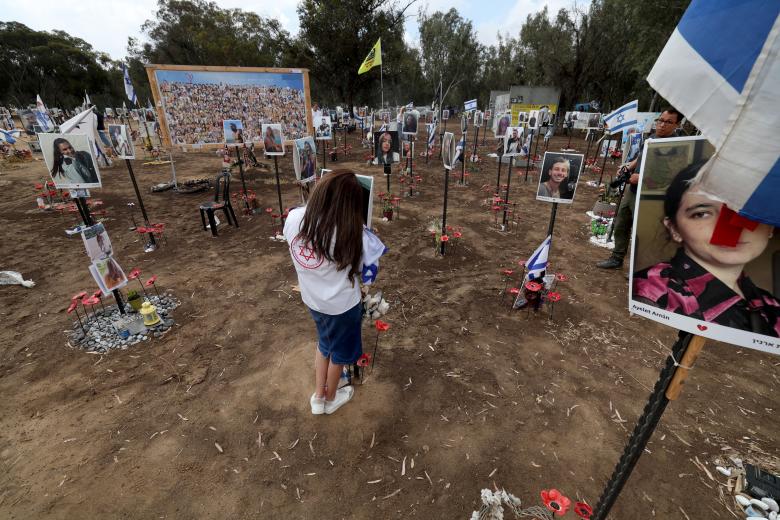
[310,393,325,415]
[324,386,354,415]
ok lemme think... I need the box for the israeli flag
[122,63,137,106]
[361,227,388,285]
[455,134,465,163]
[525,235,552,281]
[648,0,780,226]
[427,122,436,150]
[0,129,20,144]
[603,100,638,135]
[464,99,477,111]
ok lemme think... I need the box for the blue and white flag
[361,227,388,285]
[122,63,137,106]
[525,235,552,281]
[427,122,436,151]
[648,0,780,226]
[35,94,55,132]
[603,100,638,135]
[0,128,20,144]
[464,99,477,111]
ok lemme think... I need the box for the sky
[4,0,575,60]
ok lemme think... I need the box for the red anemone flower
[574,502,593,519]
[92,289,102,299]
[374,320,390,332]
[34,183,44,190]
[440,235,450,242]
[502,269,514,276]
[72,291,87,301]
[525,281,543,292]
[509,287,520,295]
[555,273,568,282]
[128,268,141,280]
[271,214,280,219]
[540,489,571,516]
[547,291,561,302]
[67,301,78,314]
[491,205,501,212]
[82,295,100,306]
[453,231,462,239]
[356,353,371,367]
[145,275,158,287]
[446,225,453,231]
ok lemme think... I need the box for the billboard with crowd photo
[146,65,313,148]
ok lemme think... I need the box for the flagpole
[380,63,384,110]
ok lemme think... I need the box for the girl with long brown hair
[284,170,386,415]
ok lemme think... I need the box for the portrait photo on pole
[108,124,134,159]
[292,136,317,182]
[528,110,540,129]
[442,132,456,170]
[628,136,780,355]
[503,126,524,156]
[402,139,414,160]
[81,223,112,262]
[517,112,528,124]
[535,152,584,204]
[262,124,285,155]
[373,129,400,165]
[223,119,244,145]
[89,256,128,296]
[38,132,101,190]
[442,109,450,121]
[356,174,375,228]
[474,110,484,128]
[315,116,332,140]
[494,112,511,138]
[402,110,419,135]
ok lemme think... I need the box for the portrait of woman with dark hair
[373,131,399,165]
[402,111,418,135]
[44,134,100,188]
[262,124,285,155]
[632,161,779,336]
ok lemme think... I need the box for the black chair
[199,169,238,237]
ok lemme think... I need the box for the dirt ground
[0,129,777,520]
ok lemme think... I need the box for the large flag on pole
[358,38,382,75]
[603,100,638,135]
[122,63,137,106]
[648,0,780,226]
[35,94,55,132]
[427,122,437,151]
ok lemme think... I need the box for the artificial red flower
[374,320,390,332]
[82,295,100,306]
[71,291,87,301]
[446,225,453,231]
[92,289,102,299]
[574,502,593,519]
[453,231,462,239]
[555,273,568,282]
[541,489,571,516]
[517,259,526,267]
[128,268,141,280]
[502,269,514,276]
[547,291,561,302]
[356,353,371,367]
[525,281,542,292]
[271,214,280,219]
[491,205,501,212]
[34,183,43,190]
[440,234,450,242]
[67,301,78,314]
[509,287,520,295]
[48,190,57,197]
[145,275,158,287]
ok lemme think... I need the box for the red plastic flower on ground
[555,273,568,282]
[145,275,158,287]
[71,291,87,301]
[440,234,449,242]
[82,295,100,306]
[502,269,514,276]
[518,259,526,267]
[92,289,102,299]
[34,183,43,190]
[547,291,561,302]
[67,301,78,314]
[525,281,543,292]
[128,268,141,280]
[265,207,273,214]
[453,231,462,239]
[574,502,593,519]
[356,353,371,367]
[374,320,390,332]
[491,205,501,212]
[509,287,520,295]
[446,225,453,231]
[271,214,280,219]
[541,489,571,516]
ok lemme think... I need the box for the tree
[418,8,483,109]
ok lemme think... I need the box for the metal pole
[546,202,558,238]
[472,125,479,160]
[322,141,327,171]
[598,137,610,187]
[502,156,513,228]
[525,131,534,182]
[384,163,391,194]
[495,149,504,195]
[273,156,284,221]
[440,165,450,255]
[124,159,156,247]
[592,333,705,520]
[605,185,626,243]
[460,132,467,184]
[426,124,430,165]
[584,132,593,165]
[234,146,250,211]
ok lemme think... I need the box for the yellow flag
[358,38,382,75]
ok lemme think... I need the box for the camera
[610,165,631,189]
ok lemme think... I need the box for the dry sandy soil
[0,129,777,519]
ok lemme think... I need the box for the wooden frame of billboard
[145,64,313,149]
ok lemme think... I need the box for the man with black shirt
[596,107,683,269]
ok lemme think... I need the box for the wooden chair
[199,169,238,237]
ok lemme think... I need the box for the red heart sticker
[696,324,708,331]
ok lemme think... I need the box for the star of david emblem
[616,113,625,123]
[298,244,316,261]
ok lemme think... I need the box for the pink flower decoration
[541,489,571,516]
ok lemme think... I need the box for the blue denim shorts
[309,303,363,365]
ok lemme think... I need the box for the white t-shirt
[283,207,361,315]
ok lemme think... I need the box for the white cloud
[475,0,576,46]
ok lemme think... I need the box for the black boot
[596,256,623,269]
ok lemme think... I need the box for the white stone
[763,499,780,514]
[737,496,752,507]
[752,500,771,511]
